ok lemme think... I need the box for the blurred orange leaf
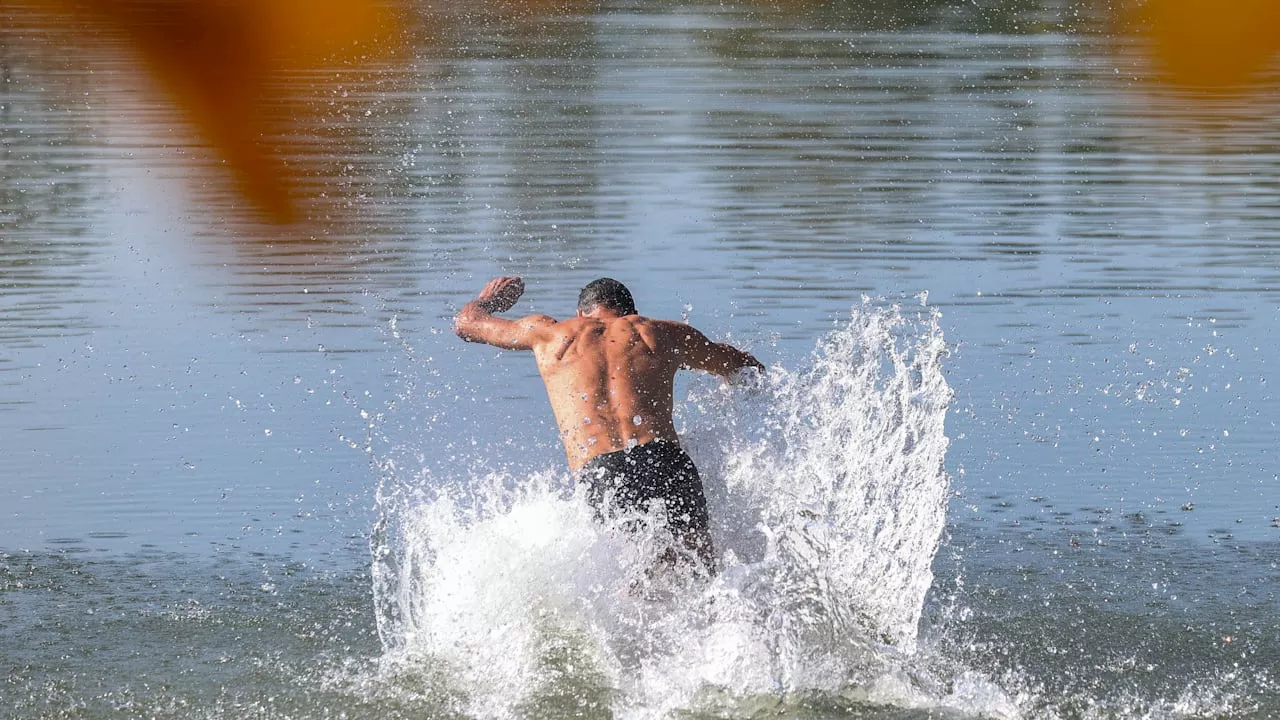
[1132,0,1280,88]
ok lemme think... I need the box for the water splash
[370,300,956,718]
[684,298,952,652]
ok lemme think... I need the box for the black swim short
[578,440,711,537]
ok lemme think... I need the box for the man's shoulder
[602,315,677,335]
[550,315,690,341]
[630,316,699,337]
[615,315,682,329]
[613,317,706,350]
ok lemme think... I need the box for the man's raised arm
[669,322,765,380]
[454,276,554,350]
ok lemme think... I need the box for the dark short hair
[578,278,637,315]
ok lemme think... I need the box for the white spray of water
[371,301,955,718]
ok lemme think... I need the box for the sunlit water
[3,1,1279,718]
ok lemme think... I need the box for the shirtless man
[454,276,764,571]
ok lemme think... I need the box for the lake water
[2,1,1278,718]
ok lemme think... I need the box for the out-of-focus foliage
[6,0,410,222]
[2,0,1274,225]
[1130,0,1280,88]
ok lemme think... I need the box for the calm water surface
[2,1,1278,717]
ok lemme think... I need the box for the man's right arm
[668,322,764,379]
[454,276,555,350]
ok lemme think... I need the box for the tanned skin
[454,276,764,471]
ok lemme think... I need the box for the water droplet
[632,415,643,426]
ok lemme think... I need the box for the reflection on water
[0,28,110,381]
[8,0,1278,315]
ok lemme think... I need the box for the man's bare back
[454,276,763,468]
[454,276,763,571]
[533,314,685,468]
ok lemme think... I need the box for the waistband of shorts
[581,438,683,468]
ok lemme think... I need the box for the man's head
[577,277,637,317]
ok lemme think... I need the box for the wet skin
[456,276,763,573]
[454,276,763,470]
